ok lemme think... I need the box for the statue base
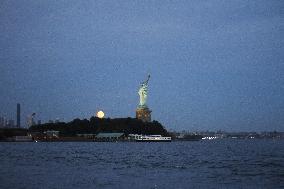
[136,106,152,122]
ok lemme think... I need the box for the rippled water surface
[0,140,283,189]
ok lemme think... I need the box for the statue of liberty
[138,74,150,107]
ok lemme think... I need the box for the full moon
[96,111,105,118]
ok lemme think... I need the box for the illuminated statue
[138,74,150,107]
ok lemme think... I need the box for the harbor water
[0,139,283,189]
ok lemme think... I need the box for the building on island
[95,132,125,141]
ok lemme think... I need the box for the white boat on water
[129,134,171,142]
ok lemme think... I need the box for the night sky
[1,0,283,131]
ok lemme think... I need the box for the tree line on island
[29,117,170,137]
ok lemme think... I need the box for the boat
[129,134,171,142]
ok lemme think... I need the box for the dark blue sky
[1,0,283,131]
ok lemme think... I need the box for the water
[0,140,283,189]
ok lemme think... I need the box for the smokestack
[17,103,21,128]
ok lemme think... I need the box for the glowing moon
[96,111,105,118]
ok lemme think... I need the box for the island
[3,117,169,142]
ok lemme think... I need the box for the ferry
[129,134,171,142]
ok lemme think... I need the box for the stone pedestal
[136,106,152,122]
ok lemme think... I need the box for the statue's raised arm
[146,74,150,84]
[143,74,150,85]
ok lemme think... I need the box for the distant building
[2,117,7,128]
[8,120,15,128]
[17,103,21,128]
[0,116,4,128]
[27,113,36,127]
[55,118,60,123]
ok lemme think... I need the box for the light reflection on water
[0,140,283,189]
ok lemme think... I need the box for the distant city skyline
[0,1,283,131]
